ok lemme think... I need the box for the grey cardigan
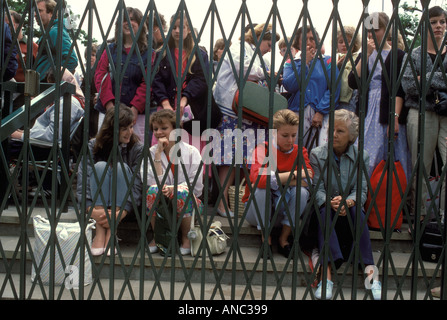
[309,143,369,208]
[401,46,447,111]
[76,139,144,214]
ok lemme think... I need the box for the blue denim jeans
[245,187,309,230]
[89,161,132,208]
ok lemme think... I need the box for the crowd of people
[3,0,447,300]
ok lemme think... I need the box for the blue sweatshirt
[282,55,340,114]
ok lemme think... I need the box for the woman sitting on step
[77,105,143,257]
[309,109,381,300]
[143,109,203,256]
[242,109,313,259]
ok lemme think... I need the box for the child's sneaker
[315,279,333,300]
[371,280,382,300]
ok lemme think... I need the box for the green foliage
[6,0,95,47]
[399,1,422,48]
[399,0,447,49]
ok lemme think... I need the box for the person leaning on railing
[9,69,84,198]
[309,109,381,300]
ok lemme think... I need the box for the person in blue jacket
[35,0,78,81]
[282,26,340,153]
[2,22,18,81]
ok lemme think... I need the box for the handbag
[153,196,175,256]
[365,159,407,231]
[232,81,288,126]
[420,220,444,263]
[432,90,447,116]
[31,215,95,287]
[228,177,246,217]
[188,210,229,257]
[304,126,320,152]
[183,94,222,135]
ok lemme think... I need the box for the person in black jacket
[151,13,218,142]
[76,105,143,256]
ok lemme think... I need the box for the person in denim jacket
[310,109,381,300]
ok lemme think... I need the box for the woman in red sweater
[243,109,313,258]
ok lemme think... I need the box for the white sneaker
[371,280,382,300]
[315,280,333,300]
[180,247,191,256]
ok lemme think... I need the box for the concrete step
[0,206,413,253]
[0,272,434,300]
[0,204,415,252]
[0,233,441,292]
[0,204,439,293]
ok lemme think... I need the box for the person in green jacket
[35,0,78,81]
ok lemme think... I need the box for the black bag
[432,90,447,116]
[154,196,176,256]
[304,126,319,153]
[419,220,444,263]
[183,94,222,135]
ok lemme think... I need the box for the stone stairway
[0,203,442,300]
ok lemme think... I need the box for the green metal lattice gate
[0,0,446,300]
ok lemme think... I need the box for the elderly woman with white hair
[309,109,381,300]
